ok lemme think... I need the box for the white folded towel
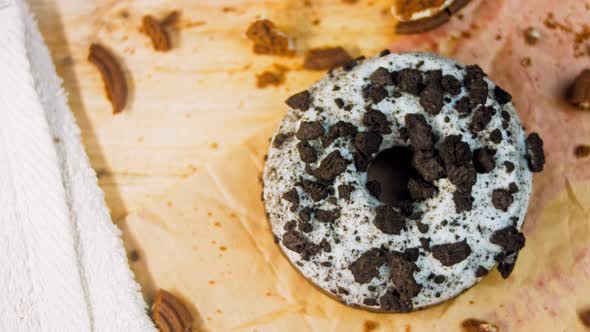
[0,1,156,331]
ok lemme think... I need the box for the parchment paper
[119,0,590,331]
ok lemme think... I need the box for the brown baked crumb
[142,15,171,51]
[363,320,379,332]
[520,57,532,67]
[256,64,289,88]
[461,319,499,332]
[580,308,590,327]
[575,145,590,158]
[88,44,128,114]
[128,250,140,262]
[568,69,590,109]
[574,24,590,57]
[151,289,193,332]
[343,0,358,3]
[246,19,293,56]
[161,10,181,27]
[524,27,541,45]
[544,13,573,32]
[393,0,446,20]
[303,47,353,70]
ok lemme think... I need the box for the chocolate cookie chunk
[397,69,423,95]
[348,248,387,283]
[379,288,412,313]
[312,150,349,181]
[475,266,488,277]
[413,151,446,182]
[490,226,525,252]
[453,191,474,212]
[374,205,406,235]
[489,129,503,144]
[492,188,514,211]
[473,148,496,173]
[299,179,329,201]
[405,114,434,150]
[297,141,317,163]
[282,188,299,212]
[338,184,355,200]
[431,240,472,266]
[447,164,477,192]
[470,106,496,132]
[369,67,394,86]
[441,75,462,95]
[354,132,383,156]
[285,90,311,111]
[363,108,392,134]
[354,153,370,172]
[408,178,437,201]
[494,85,512,104]
[296,121,325,140]
[454,96,471,115]
[389,252,421,301]
[439,135,472,168]
[273,132,292,149]
[329,121,358,138]
[316,209,337,223]
[419,84,444,115]
[525,133,545,172]
[362,84,388,104]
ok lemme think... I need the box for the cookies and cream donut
[262,52,545,312]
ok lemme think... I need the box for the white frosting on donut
[263,52,532,311]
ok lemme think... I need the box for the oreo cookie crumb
[416,220,429,234]
[475,266,488,277]
[334,98,345,109]
[379,288,412,313]
[374,205,406,235]
[316,209,337,223]
[405,114,434,150]
[454,96,471,115]
[320,238,332,252]
[489,129,503,144]
[404,248,420,262]
[470,106,496,132]
[467,79,488,106]
[413,151,446,182]
[496,252,518,279]
[282,188,299,212]
[490,226,525,252]
[380,49,391,57]
[299,221,313,233]
[464,65,485,86]
[439,135,472,168]
[313,150,349,181]
[508,182,518,194]
[284,220,297,231]
[431,240,472,266]
[338,184,354,200]
[494,85,512,104]
[453,191,474,212]
[354,153,370,172]
[504,161,515,173]
[299,207,312,222]
[473,148,496,173]
[300,179,329,201]
[433,275,445,284]
[283,230,320,260]
[363,298,378,306]
[329,121,358,138]
[420,238,431,250]
[348,248,387,283]
[363,109,392,134]
[441,75,461,95]
[399,127,409,142]
[369,67,394,85]
[408,178,436,201]
[419,84,444,115]
[525,133,545,172]
[354,132,383,156]
[273,133,292,149]
[285,90,311,111]
[362,84,388,103]
[297,141,318,163]
[389,252,421,300]
[397,68,423,95]
[296,121,325,140]
[492,189,514,211]
[337,287,350,295]
[423,70,442,87]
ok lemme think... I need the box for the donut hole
[367,146,419,205]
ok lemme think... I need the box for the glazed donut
[263,52,544,312]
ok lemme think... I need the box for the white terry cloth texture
[0,0,156,331]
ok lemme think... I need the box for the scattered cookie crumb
[574,145,590,158]
[393,0,446,20]
[303,47,353,70]
[219,246,227,251]
[520,57,532,67]
[580,308,590,327]
[151,290,193,332]
[567,69,590,109]
[312,18,321,26]
[461,319,498,332]
[141,11,180,52]
[523,27,541,45]
[246,19,293,56]
[364,320,379,332]
[256,64,289,88]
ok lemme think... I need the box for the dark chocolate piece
[285,90,311,111]
[431,240,472,266]
[374,205,406,235]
